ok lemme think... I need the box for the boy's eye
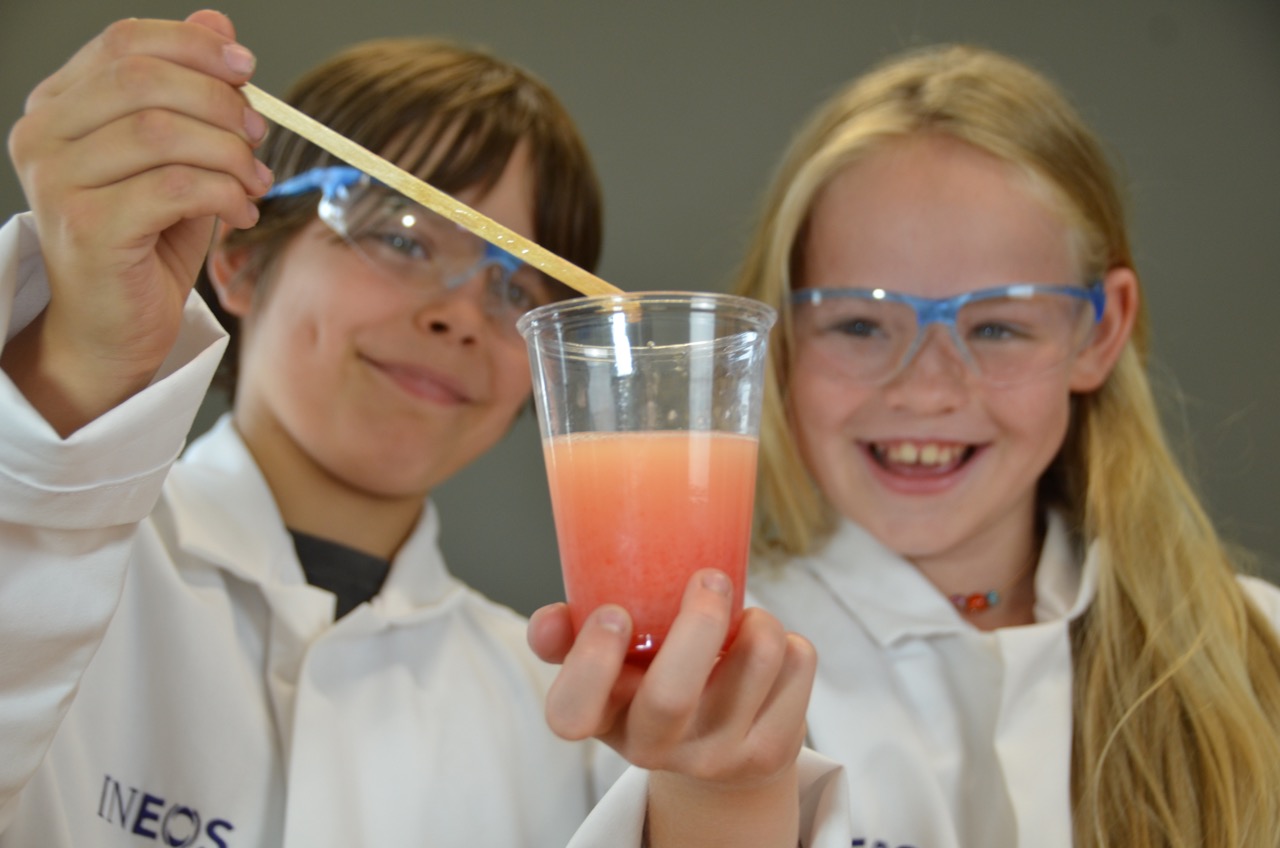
[488,271,529,309]
[491,268,553,312]
[367,229,431,262]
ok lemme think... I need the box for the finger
[669,632,814,787]
[32,54,264,149]
[54,165,260,258]
[695,608,789,740]
[744,633,817,755]
[527,602,575,664]
[31,17,255,110]
[626,570,733,742]
[185,9,236,40]
[46,108,270,197]
[543,605,633,740]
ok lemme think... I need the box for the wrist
[1,310,160,437]
[646,761,800,848]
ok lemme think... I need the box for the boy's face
[232,143,539,510]
[787,135,1088,571]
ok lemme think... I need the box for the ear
[205,220,257,318]
[1068,266,1138,392]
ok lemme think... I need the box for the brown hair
[734,44,1280,847]
[199,37,603,397]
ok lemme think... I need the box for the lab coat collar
[802,512,1097,648]
[166,414,460,619]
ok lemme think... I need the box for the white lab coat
[0,210,629,847]
[748,512,1280,848]
[0,212,851,848]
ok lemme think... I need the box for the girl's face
[788,135,1103,567]
[230,143,540,504]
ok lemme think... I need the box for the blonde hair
[734,44,1280,846]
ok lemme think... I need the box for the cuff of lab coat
[0,213,228,529]
[797,747,853,847]
[565,765,648,848]
[566,748,850,848]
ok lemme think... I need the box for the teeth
[881,442,962,467]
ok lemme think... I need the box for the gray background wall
[4,0,1277,613]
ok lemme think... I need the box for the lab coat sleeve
[0,212,228,826]
[1241,575,1280,633]
[565,747,852,848]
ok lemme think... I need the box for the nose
[879,324,971,411]
[413,280,487,346]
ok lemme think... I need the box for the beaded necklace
[948,550,1038,614]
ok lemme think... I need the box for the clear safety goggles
[789,281,1106,386]
[263,165,559,335]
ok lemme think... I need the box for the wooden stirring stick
[240,83,622,298]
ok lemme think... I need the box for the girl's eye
[832,317,883,338]
[969,322,1024,341]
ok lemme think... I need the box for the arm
[0,260,226,825]
[529,571,817,848]
[0,9,263,821]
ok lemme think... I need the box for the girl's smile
[864,438,980,480]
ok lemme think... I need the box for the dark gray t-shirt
[290,529,392,620]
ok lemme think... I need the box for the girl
[732,44,1280,847]
[0,11,821,847]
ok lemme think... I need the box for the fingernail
[594,606,629,635]
[244,107,268,143]
[243,200,260,226]
[223,43,256,76]
[254,159,273,191]
[701,570,732,597]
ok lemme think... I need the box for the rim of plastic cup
[515,290,777,339]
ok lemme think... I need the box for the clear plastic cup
[518,292,776,665]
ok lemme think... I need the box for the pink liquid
[543,431,759,664]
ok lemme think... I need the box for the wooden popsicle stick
[241,83,623,298]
